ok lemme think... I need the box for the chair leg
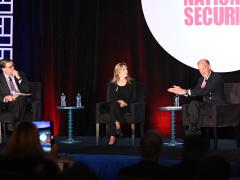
[0,121,2,144]
[213,127,217,150]
[96,123,99,145]
[3,122,7,142]
[234,125,240,147]
[106,124,109,137]
[131,124,135,146]
[140,123,144,137]
[205,128,210,137]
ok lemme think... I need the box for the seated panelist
[168,59,225,135]
[0,59,30,127]
[107,62,137,145]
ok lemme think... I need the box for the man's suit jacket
[190,71,225,104]
[0,72,30,102]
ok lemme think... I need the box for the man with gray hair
[168,59,225,135]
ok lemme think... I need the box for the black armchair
[183,83,240,149]
[96,82,145,146]
[17,81,42,121]
[28,82,42,120]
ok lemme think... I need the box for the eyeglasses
[5,64,14,68]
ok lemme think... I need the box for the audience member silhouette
[169,135,210,180]
[59,162,98,180]
[0,121,60,180]
[196,154,231,180]
[118,129,168,180]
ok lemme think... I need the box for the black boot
[116,129,123,137]
[185,123,193,135]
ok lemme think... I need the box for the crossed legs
[109,121,121,145]
[183,100,202,135]
[108,102,124,145]
[7,96,27,127]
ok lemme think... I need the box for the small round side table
[160,106,183,146]
[57,106,85,144]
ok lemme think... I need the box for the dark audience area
[0,123,240,180]
[0,156,60,180]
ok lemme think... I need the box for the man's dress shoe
[185,127,201,136]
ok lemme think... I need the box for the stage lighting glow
[141,0,240,72]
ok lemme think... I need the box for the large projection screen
[141,0,240,72]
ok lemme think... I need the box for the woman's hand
[117,100,127,107]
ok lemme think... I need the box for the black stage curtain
[13,0,240,137]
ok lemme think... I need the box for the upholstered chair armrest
[212,104,240,126]
[32,100,42,120]
[130,102,145,122]
[96,101,109,117]
[0,102,8,113]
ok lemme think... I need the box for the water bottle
[60,93,66,106]
[76,93,81,107]
[174,94,179,107]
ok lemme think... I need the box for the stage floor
[0,136,240,161]
[54,136,240,161]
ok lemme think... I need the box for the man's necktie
[8,77,17,93]
[201,79,206,88]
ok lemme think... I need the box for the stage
[56,136,240,179]
[1,136,240,162]
[54,136,240,160]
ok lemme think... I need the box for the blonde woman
[107,62,136,145]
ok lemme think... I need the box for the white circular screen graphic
[141,0,240,72]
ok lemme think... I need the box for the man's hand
[4,95,16,102]
[117,100,127,107]
[168,85,186,95]
[12,70,21,79]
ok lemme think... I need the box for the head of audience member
[197,59,211,79]
[182,135,210,161]
[111,62,132,83]
[3,121,44,158]
[196,154,231,180]
[0,59,15,76]
[139,130,163,162]
[1,121,61,180]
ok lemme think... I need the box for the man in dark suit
[168,59,225,135]
[0,59,30,127]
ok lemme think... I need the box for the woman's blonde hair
[111,62,132,83]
